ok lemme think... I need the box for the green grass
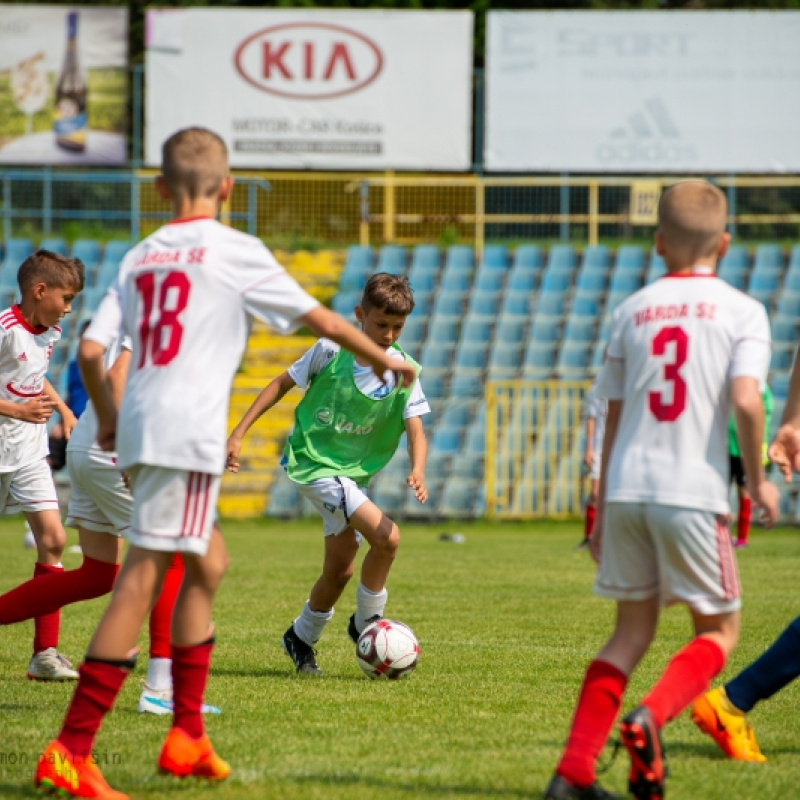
[0,516,799,798]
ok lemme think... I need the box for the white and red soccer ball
[356,619,419,680]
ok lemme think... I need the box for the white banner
[146,9,473,170]
[486,11,800,173]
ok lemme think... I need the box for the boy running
[545,180,778,800]
[227,273,428,674]
[35,127,416,800]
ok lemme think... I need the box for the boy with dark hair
[0,248,83,680]
[35,127,417,800]
[227,272,429,675]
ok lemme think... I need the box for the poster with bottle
[0,5,128,165]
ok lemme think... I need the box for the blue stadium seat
[94,240,129,286]
[536,291,566,317]
[439,478,481,518]
[449,373,485,398]
[563,317,596,343]
[420,371,447,401]
[513,244,543,271]
[772,317,798,345]
[789,244,800,273]
[440,271,472,293]
[410,244,440,272]
[749,271,781,293]
[487,342,522,380]
[571,294,600,318]
[408,290,433,318]
[748,287,775,308]
[590,340,607,372]
[377,245,407,276]
[427,316,460,345]
[468,290,501,317]
[40,237,68,256]
[432,291,466,317]
[426,451,454,480]
[370,475,406,517]
[575,269,608,294]
[609,272,643,293]
[444,245,475,273]
[501,292,532,316]
[772,372,791,400]
[719,244,748,271]
[266,472,300,518]
[71,239,101,273]
[339,246,373,291]
[455,342,489,373]
[546,245,577,274]
[507,269,537,293]
[331,290,360,317]
[522,341,557,378]
[555,342,590,377]
[717,264,747,290]
[605,290,631,313]
[474,270,505,293]
[464,422,486,454]
[407,267,437,293]
[777,292,800,319]
[615,245,645,274]
[754,243,784,272]
[480,244,509,271]
[783,270,800,294]
[771,344,795,373]
[529,317,561,344]
[420,342,455,371]
[581,245,611,271]
[540,270,571,293]
[459,315,493,345]
[0,238,33,287]
[400,317,427,351]
[438,399,476,430]
[645,250,666,283]
[495,314,527,343]
[598,314,613,342]
[402,480,442,518]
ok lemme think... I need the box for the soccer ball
[356,619,419,680]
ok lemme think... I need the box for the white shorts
[595,502,740,616]
[296,475,369,537]
[126,465,220,556]
[589,450,602,481]
[65,448,132,537]
[0,459,59,515]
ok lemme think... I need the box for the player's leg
[734,485,751,548]
[578,479,599,550]
[158,525,230,781]
[36,544,171,799]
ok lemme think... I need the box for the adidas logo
[595,97,696,165]
[16,352,27,361]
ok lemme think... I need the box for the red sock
[737,497,752,544]
[0,557,119,626]
[59,660,129,758]
[642,637,726,728]
[149,554,184,659]
[32,563,62,654]
[172,638,214,739]
[556,660,628,788]
[584,504,597,539]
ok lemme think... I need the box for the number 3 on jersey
[135,271,190,367]
[649,326,688,422]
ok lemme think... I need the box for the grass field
[0,516,798,799]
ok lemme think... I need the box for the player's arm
[404,415,428,504]
[79,337,115,451]
[299,305,417,388]
[106,348,131,410]
[584,414,596,468]
[590,399,622,564]
[733,376,778,526]
[42,378,77,439]
[0,394,52,424]
[226,371,297,473]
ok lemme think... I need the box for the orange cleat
[157,727,231,781]
[34,740,129,799]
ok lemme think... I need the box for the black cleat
[544,774,619,800]
[347,613,381,644]
[619,706,667,800]
[575,537,591,551]
[282,625,322,675]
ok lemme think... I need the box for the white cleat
[27,648,79,681]
[138,685,222,716]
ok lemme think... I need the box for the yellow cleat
[158,727,231,781]
[691,687,767,763]
[34,740,129,799]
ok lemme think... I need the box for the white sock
[293,601,333,646]
[355,584,388,633]
[146,657,172,692]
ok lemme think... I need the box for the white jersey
[288,339,430,420]
[597,269,770,514]
[585,379,608,456]
[84,218,319,474]
[67,334,131,456]
[0,306,60,472]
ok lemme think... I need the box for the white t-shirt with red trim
[597,268,771,513]
[0,305,60,472]
[85,217,319,474]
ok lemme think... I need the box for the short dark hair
[360,273,415,316]
[162,127,229,200]
[17,250,85,295]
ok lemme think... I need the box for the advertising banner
[485,11,800,173]
[0,5,128,165]
[146,9,473,170]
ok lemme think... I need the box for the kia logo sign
[234,22,384,100]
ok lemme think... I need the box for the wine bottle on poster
[53,11,87,152]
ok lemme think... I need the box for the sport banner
[0,4,128,165]
[146,9,473,170]
[485,11,800,173]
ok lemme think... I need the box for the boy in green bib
[227,273,429,674]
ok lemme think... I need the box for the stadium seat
[0,238,33,287]
[40,237,68,256]
[459,315,493,346]
[529,317,562,344]
[771,317,798,345]
[427,316,460,345]
[406,264,437,293]
[555,342,590,377]
[370,475,406,517]
[410,244,440,272]
[605,290,631,313]
[399,317,427,351]
[590,340,607,373]
[546,244,577,274]
[501,292,532,316]
[464,422,485,454]
[432,290,467,317]
[575,269,608,294]
[332,290,361,316]
[438,398,476,430]
[522,341,557,378]
[749,287,775,308]
[474,270,505,293]
[420,342,455,371]
[645,250,666,283]
[339,246,373,291]
[608,271,643,293]
[402,480,442,518]
[563,317,596,343]
[455,342,489,373]
[468,290,501,317]
[439,477,480,518]
[420,371,447,401]
[535,292,566,317]
[377,245,407,276]
[598,314,613,342]
[754,243,784,272]
[480,244,509,271]
[94,240,129,286]
[431,426,463,454]
[444,245,475,273]
[407,290,432,318]
[615,245,645,274]
[749,271,781,293]
[540,270,571,293]
[777,292,800,319]
[772,372,791,400]
[581,244,611,271]
[450,373,485,398]
[266,472,300,518]
[495,314,527,343]
[771,344,795,373]
[571,294,600,318]
[71,239,101,273]
[425,450,454,481]
[507,269,537,293]
[513,244,543,271]
[440,271,472,293]
[783,270,800,294]
[487,342,522,380]
[451,451,484,481]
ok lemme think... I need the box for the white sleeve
[596,309,625,401]
[403,380,430,419]
[83,282,122,349]
[729,301,771,391]
[241,243,320,333]
[287,341,338,389]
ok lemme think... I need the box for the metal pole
[727,173,737,241]
[248,180,257,236]
[131,173,140,243]
[359,181,370,247]
[132,65,143,167]
[472,68,484,174]
[3,176,11,242]
[43,167,52,235]
[560,173,569,242]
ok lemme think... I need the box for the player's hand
[60,407,78,440]
[374,356,417,390]
[407,470,427,504]
[18,395,53,424]
[589,512,603,565]
[768,424,800,482]
[583,448,594,469]
[226,436,242,473]
[96,414,117,452]
[751,480,780,528]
